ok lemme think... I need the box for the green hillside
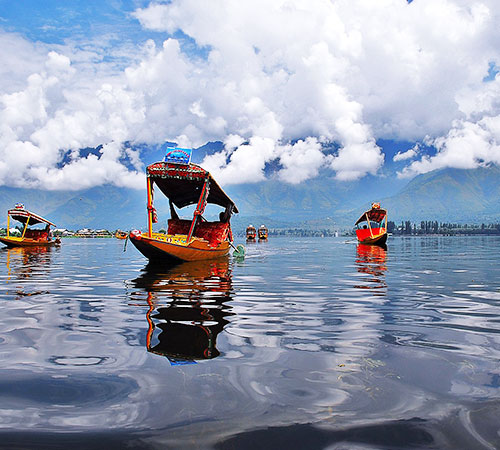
[382,166,500,223]
[0,165,499,230]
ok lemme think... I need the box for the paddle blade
[232,244,245,258]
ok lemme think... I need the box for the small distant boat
[258,224,268,240]
[129,148,239,263]
[0,203,60,248]
[355,202,388,247]
[246,225,256,241]
[115,230,128,239]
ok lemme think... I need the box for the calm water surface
[0,236,499,449]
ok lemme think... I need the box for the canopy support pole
[6,215,10,238]
[21,215,30,239]
[366,212,374,238]
[186,178,210,243]
[147,176,153,238]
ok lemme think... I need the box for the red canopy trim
[147,162,207,181]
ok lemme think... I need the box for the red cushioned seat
[167,219,229,247]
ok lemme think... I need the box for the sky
[0,0,499,191]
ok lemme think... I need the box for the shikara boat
[129,151,239,263]
[0,204,60,248]
[246,225,256,241]
[115,230,128,239]
[258,224,268,240]
[355,202,388,247]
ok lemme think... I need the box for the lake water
[0,236,499,449]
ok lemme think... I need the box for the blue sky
[0,0,206,65]
[0,0,499,190]
[0,1,149,44]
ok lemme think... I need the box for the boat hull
[0,236,56,248]
[356,231,388,246]
[129,232,230,263]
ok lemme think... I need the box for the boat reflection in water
[4,245,55,283]
[354,244,387,293]
[130,259,234,365]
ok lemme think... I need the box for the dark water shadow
[130,258,234,364]
[0,431,154,450]
[214,418,434,450]
[214,400,500,450]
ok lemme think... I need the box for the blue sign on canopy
[163,146,192,165]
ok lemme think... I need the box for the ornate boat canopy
[147,162,239,213]
[355,203,387,225]
[7,206,55,227]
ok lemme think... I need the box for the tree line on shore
[388,221,500,235]
[2,221,500,239]
[242,221,500,237]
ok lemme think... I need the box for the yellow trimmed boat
[129,153,238,264]
[258,224,268,240]
[355,202,388,247]
[115,230,128,239]
[0,204,60,248]
[246,225,256,241]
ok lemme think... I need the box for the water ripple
[0,236,499,448]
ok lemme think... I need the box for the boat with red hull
[355,203,388,247]
[129,155,238,264]
[246,225,256,241]
[0,204,59,248]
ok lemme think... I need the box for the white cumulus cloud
[0,0,499,189]
[399,73,500,177]
[393,144,419,162]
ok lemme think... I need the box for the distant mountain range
[1,164,499,231]
[382,165,500,224]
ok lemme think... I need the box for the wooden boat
[115,230,128,239]
[258,224,268,240]
[0,204,60,248]
[246,225,256,241]
[129,155,239,263]
[355,202,388,246]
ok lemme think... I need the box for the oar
[229,241,245,258]
[123,235,129,252]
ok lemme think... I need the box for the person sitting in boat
[38,224,52,241]
[44,224,51,241]
[218,205,233,223]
